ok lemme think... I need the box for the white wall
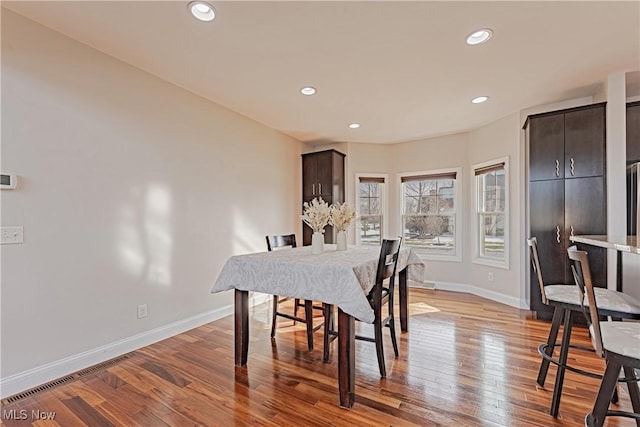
[467,113,523,306]
[341,143,393,245]
[332,124,526,306]
[1,10,301,394]
[392,133,471,286]
[607,73,628,288]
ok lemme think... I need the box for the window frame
[472,157,510,269]
[397,168,462,262]
[355,173,388,246]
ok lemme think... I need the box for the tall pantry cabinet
[525,103,607,318]
[301,150,346,245]
[628,101,640,163]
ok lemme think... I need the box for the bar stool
[567,247,640,427]
[528,237,640,417]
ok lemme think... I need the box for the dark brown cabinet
[564,106,606,178]
[529,113,565,181]
[301,149,345,245]
[627,101,640,163]
[526,103,607,318]
[529,104,606,181]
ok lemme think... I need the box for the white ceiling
[4,1,640,145]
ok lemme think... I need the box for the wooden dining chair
[567,247,640,427]
[528,237,640,417]
[266,234,322,350]
[323,238,402,378]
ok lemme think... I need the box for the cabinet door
[332,152,346,204]
[316,151,334,198]
[302,154,318,198]
[627,103,640,163]
[564,106,605,178]
[565,176,607,287]
[529,114,565,181]
[530,180,565,313]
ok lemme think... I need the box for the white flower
[301,197,331,233]
[329,202,356,232]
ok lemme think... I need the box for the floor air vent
[2,353,133,405]
[3,375,76,404]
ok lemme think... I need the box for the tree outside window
[475,161,507,263]
[358,177,384,245]
[401,173,457,255]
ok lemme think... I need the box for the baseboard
[0,292,270,399]
[468,286,526,309]
[412,280,527,309]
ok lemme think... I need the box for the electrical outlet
[137,304,148,319]
[488,272,494,282]
[1,226,23,244]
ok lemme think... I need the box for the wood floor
[1,289,637,426]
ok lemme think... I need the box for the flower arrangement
[301,197,331,233]
[329,202,356,232]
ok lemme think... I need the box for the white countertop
[570,235,640,255]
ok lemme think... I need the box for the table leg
[305,299,314,350]
[234,289,249,366]
[399,267,408,332]
[337,308,355,408]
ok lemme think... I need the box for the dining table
[211,243,425,408]
[570,235,639,291]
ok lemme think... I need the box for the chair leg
[374,313,386,378]
[623,365,640,427]
[550,309,573,418]
[586,359,622,427]
[270,295,279,338]
[304,299,314,351]
[538,306,563,387]
[294,298,301,321]
[388,316,399,357]
[323,304,333,362]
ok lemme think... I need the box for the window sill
[411,249,462,263]
[472,257,509,270]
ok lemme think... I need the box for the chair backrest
[266,234,297,252]
[567,246,604,357]
[527,237,548,305]
[369,238,402,302]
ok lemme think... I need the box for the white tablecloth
[211,244,425,323]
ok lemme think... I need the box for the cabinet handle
[556,226,561,244]
[570,226,574,237]
[570,158,575,176]
[319,183,322,194]
[555,160,560,177]
[312,184,315,195]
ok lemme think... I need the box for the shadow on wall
[117,184,173,287]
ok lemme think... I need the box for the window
[400,169,460,260]
[474,158,508,267]
[356,175,385,245]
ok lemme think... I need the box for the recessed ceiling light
[466,28,493,45]
[348,123,360,129]
[300,86,316,96]
[471,96,489,104]
[189,1,215,22]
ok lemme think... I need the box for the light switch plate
[1,226,24,244]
